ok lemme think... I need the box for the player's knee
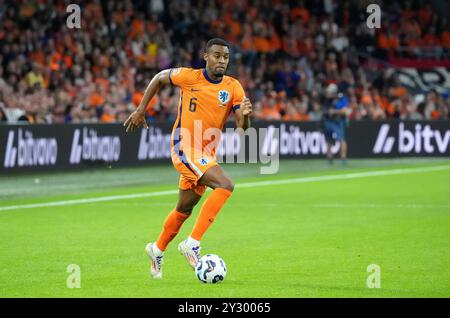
[219,179,234,192]
[179,209,193,215]
[176,203,194,215]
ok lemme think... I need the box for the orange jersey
[169,67,245,157]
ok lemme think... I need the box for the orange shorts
[171,148,218,196]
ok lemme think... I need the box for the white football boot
[145,243,163,279]
[178,239,202,269]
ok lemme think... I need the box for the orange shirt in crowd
[49,52,61,71]
[129,18,144,39]
[290,7,310,23]
[388,35,400,50]
[297,37,313,55]
[390,86,408,98]
[378,33,399,50]
[285,113,310,121]
[95,77,110,92]
[113,11,125,26]
[100,113,116,123]
[378,33,389,49]
[63,55,73,68]
[240,32,254,51]
[147,21,158,33]
[85,1,102,19]
[360,92,373,105]
[90,92,105,107]
[380,96,396,115]
[30,51,46,66]
[270,31,281,51]
[260,106,281,120]
[441,31,450,48]
[431,110,441,119]
[146,97,158,117]
[223,13,242,42]
[132,91,144,107]
[20,2,35,17]
[132,91,159,116]
[253,36,271,53]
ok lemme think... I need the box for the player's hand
[242,98,253,116]
[123,109,149,133]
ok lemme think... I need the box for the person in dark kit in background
[322,83,349,165]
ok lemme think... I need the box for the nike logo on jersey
[191,88,201,91]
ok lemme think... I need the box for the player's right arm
[123,69,171,133]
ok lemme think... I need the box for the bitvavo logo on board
[373,123,450,154]
[263,124,340,156]
[3,129,57,168]
[138,126,172,160]
[70,128,121,164]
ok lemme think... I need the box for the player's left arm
[232,81,252,131]
[234,98,252,131]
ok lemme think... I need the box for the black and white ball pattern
[195,254,227,284]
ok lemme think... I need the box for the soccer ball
[195,254,227,284]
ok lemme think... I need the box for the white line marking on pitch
[0,165,449,212]
[311,203,450,209]
[229,203,450,209]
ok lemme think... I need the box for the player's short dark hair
[205,38,230,52]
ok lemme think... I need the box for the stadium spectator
[322,83,349,165]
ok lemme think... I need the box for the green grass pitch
[0,158,449,298]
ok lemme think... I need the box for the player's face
[204,45,230,77]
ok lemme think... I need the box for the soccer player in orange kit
[124,38,253,279]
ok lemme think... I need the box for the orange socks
[155,188,232,250]
[155,209,190,251]
[190,188,232,241]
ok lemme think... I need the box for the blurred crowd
[0,0,449,124]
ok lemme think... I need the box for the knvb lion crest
[218,90,230,104]
[199,157,209,166]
